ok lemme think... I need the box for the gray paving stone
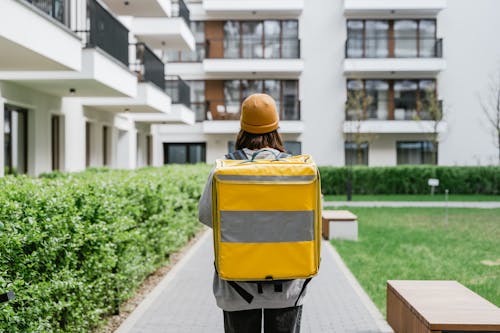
[117,231,393,333]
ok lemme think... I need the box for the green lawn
[329,207,500,317]
[324,194,500,202]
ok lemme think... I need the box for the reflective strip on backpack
[217,175,315,182]
[220,210,314,243]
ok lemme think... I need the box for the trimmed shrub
[0,165,211,332]
[319,165,500,195]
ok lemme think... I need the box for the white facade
[154,0,500,166]
[0,0,195,177]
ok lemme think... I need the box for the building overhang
[128,104,195,125]
[202,0,304,17]
[80,82,171,113]
[100,0,171,17]
[203,120,304,134]
[344,58,446,77]
[203,59,303,78]
[131,17,195,51]
[0,48,137,97]
[343,120,447,134]
[0,0,81,71]
[344,0,447,18]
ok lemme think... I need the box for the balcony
[130,0,195,51]
[165,76,191,107]
[202,0,304,17]
[344,99,446,134]
[344,0,447,17]
[98,0,172,17]
[202,99,303,133]
[203,38,303,77]
[0,0,81,70]
[344,38,446,76]
[130,43,166,90]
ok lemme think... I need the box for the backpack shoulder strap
[225,149,248,160]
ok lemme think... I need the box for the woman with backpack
[198,93,312,333]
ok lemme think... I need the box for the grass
[324,194,500,202]
[329,207,500,317]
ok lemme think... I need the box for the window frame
[163,142,206,164]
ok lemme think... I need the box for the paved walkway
[324,201,500,208]
[117,230,393,333]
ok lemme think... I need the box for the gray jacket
[198,148,311,311]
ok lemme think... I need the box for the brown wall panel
[205,21,224,58]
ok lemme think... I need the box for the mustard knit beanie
[240,93,279,134]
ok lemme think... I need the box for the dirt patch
[94,227,208,333]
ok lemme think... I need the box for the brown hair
[235,130,286,152]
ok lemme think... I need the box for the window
[346,79,437,120]
[166,21,205,62]
[223,20,299,59]
[346,19,437,58]
[85,122,91,167]
[4,105,28,174]
[146,135,152,166]
[222,80,299,120]
[51,115,61,171]
[345,141,369,166]
[186,80,206,122]
[284,141,302,155]
[102,126,109,166]
[397,141,437,165]
[163,143,206,164]
[228,141,235,154]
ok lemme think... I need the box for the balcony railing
[73,0,129,67]
[345,38,443,58]
[131,43,166,90]
[345,99,443,121]
[206,38,301,59]
[172,0,191,26]
[165,76,191,107]
[205,100,301,121]
[24,0,69,25]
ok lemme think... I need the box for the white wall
[437,0,500,165]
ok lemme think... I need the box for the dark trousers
[223,306,302,333]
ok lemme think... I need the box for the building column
[151,125,163,167]
[61,98,86,172]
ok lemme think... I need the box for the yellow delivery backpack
[212,151,322,282]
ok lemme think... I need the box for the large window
[346,79,438,120]
[4,106,28,174]
[228,141,302,155]
[222,80,300,120]
[345,141,369,166]
[222,20,299,59]
[163,143,206,164]
[51,115,61,171]
[397,141,437,165]
[346,19,438,58]
[186,80,206,122]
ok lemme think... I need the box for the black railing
[345,38,443,58]
[206,38,301,59]
[131,43,166,90]
[73,0,129,67]
[345,99,443,121]
[205,99,301,121]
[165,77,191,107]
[172,0,190,26]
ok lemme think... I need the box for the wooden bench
[387,280,500,333]
[322,210,358,241]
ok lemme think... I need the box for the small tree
[479,69,500,164]
[416,89,443,166]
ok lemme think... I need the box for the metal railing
[172,0,190,26]
[345,38,443,58]
[165,76,191,107]
[23,0,69,26]
[206,37,301,59]
[205,99,301,121]
[73,0,129,67]
[131,43,166,90]
[345,98,443,121]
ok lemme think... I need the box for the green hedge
[319,166,500,195]
[0,165,211,332]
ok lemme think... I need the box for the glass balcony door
[4,106,28,175]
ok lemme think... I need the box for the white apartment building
[155,0,500,166]
[0,0,196,176]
